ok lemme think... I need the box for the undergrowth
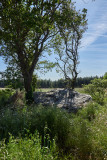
[0,132,58,160]
[0,102,107,159]
[0,89,14,108]
[0,84,107,160]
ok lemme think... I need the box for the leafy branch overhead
[0,0,87,102]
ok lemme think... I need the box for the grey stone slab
[33,89,92,112]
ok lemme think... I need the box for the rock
[33,89,92,112]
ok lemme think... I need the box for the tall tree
[53,8,87,89]
[0,0,87,102]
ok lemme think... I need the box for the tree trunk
[23,73,33,104]
[71,78,76,90]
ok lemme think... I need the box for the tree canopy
[0,0,87,102]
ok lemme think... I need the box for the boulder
[33,89,92,112]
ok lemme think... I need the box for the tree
[0,71,5,87]
[103,72,107,79]
[2,62,24,89]
[53,8,87,89]
[0,0,87,102]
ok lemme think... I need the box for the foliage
[1,73,99,89]
[0,89,14,109]
[1,66,23,90]
[0,0,87,102]
[103,72,107,79]
[0,72,37,91]
[0,86,107,160]
[74,102,107,160]
[83,78,107,104]
[35,76,98,89]
[91,105,107,160]
[0,101,107,159]
[0,132,58,160]
[77,102,100,121]
[75,87,85,93]
[0,106,71,151]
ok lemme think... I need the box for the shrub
[83,78,107,104]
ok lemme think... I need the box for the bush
[83,78,107,104]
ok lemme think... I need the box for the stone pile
[33,89,92,112]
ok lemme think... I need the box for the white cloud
[81,22,107,50]
[79,0,107,51]
[85,33,107,38]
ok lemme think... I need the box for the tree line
[37,76,100,88]
[0,76,100,89]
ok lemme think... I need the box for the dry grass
[35,88,86,93]
[0,88,9,90]
[75,88,85,93]
[35,88,57,92]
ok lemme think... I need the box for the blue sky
[0,0,107,80]
[38,0,107,80]
[77,0,107,78]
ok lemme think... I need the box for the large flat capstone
[33,89,92,112]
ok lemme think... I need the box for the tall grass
[0,132,58,160]
[0,106,72,150]
[0,102,107,159]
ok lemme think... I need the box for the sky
[0,0,107,80]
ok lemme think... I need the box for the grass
[75,87,85,93]
[35,88,57,92]
[0,102,107,159]
[0,132,58,160]
[36,87,86,94]
[0,87,10,90]
[0,87,107,159]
